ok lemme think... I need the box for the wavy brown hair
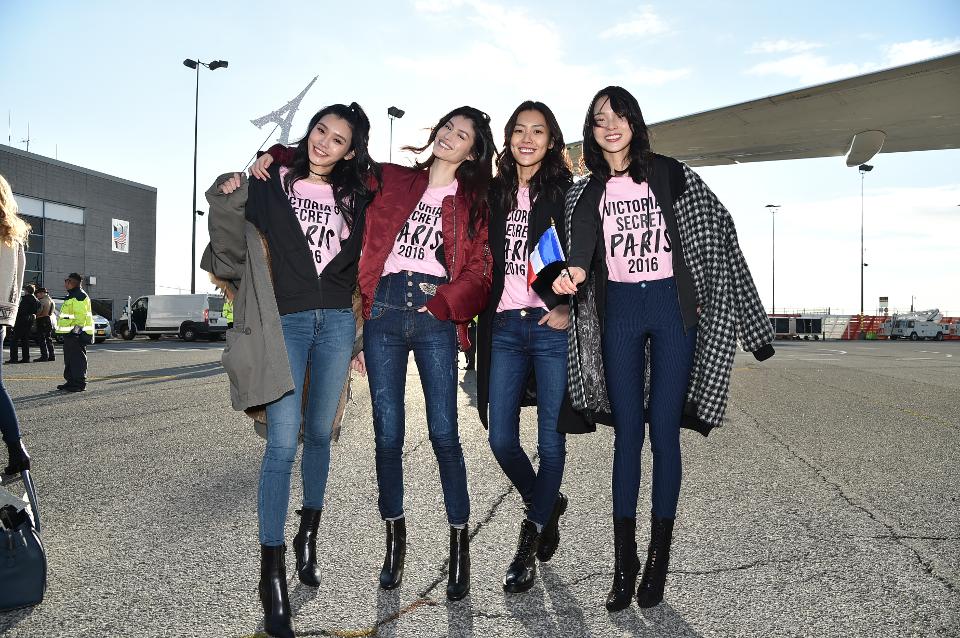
[402,106,495,238]
[0,174,30,247]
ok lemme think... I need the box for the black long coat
[476,183,595,434]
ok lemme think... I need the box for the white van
[116,295,228,341]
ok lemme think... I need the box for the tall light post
[387,106,405,162]
[858,164,873,316]
[183,57,228,294]
[765,204,780,314]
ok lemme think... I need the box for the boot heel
[259,544,294,638]
[292,508,323,587]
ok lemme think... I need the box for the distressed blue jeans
[488,308,568,526]
[258,308,355,546]
[364,272,470,526]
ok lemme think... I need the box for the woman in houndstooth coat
[553,86,775,612]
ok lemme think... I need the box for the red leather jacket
[266,146,492,350]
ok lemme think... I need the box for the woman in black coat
[476,100,590,594]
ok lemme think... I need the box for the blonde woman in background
[0,173,31,476]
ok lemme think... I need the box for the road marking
[898,357,934,361]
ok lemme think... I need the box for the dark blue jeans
[0,328,22,445]
[602,278,697,520]
[364,272,469,526]
[259,308,355,545]
[488,309,567,526]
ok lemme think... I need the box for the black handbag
[0,470,47,611]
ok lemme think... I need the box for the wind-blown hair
[284,103,381,229]
[581,86,653,183]
[403,106,495,238]
[0,174,30,247]
[492,100,573,214]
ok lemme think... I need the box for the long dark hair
[492,100,573,215]
[283,103,381,229]
[402,106,495,238]
[581,86,652,184]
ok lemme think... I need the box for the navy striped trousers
[602,277,697,519]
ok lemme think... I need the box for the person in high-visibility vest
[222,297,233,329]
[55,272,94,392]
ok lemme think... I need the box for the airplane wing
[567,52,960,168]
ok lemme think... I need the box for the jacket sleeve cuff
[425,295,452,321]
[752,343,775,361]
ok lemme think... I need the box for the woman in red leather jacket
[255,106,494,600]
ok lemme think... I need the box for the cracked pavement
[0,338,957,637]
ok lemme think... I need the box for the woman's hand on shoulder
[218,173,243,195]
[551,267,585,295]
[249,153,274,181]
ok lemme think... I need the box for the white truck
[115,294,228,342]
[888,309,947,341]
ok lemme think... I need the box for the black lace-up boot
[446,525,471,601]
[292,507,322,587]
[3,439,30,476]
[379,518,406,590]
[536,492,568,562]
[503,519,540,593]
[636,513,675,608]
[605,517,640,612]
[259,544,294,638]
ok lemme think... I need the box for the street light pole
[859,164,873,317]
[183,58,228,294]
[765,204,780,314]
[387,106,405,163]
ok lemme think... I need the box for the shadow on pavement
[458,370,478,408]
[446,596,474,637]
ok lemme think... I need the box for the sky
[1,0,958,315]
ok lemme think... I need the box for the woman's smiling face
[432,115,476,164]
[510,109,552,169]
[591,95,633,155]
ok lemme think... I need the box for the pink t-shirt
[601,176,673,283]
[497,187,547,312]
[382,180,457,278]
[280,168,350,277]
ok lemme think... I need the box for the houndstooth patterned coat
[564,162,775,435]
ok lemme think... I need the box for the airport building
[0,144,157,321]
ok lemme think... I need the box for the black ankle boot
[3,440,30,476]
[446,525,470,601]
[605,517,640,612]
[636,513,675,608]
[259,544,294,638]
[379,518,406,590]
[536,492,568,562]
[503,519,540,593]
[292,507,322,587]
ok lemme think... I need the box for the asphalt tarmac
[0,338,957,637]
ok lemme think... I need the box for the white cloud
[621,65,692,86]
[413,0,464,11]
[599,6,669,39]
[748,39,823,54]
[885,38,960,66]
[746,53,874,84]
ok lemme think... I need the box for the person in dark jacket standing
[56,273,94,392]
[554,86,774,612]
[218,103,380,638]
[35,287,55,362]
[8,283,39,364]
[477,100,583,594]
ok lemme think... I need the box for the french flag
[527,226,567,308]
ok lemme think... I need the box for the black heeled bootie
[379,518,406,590]
[259,544,294,638]
[446,525,471,601]
[605,517,640,612]
[3,439,30,476]
[636,513,675,608]
[292,507,322,587]
[503,519,540,593]
[536,492,568,562]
